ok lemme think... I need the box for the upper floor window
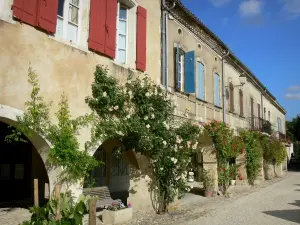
[175,47,185,92]
[56,0,80,43]
[239,89,243,116]
[263,107,266,120]
[214,73,220,106]
[116,4,128,64]
[277,117,282,132]
[268,111,271,121]
[229,82,234,112]
[197,61,205,100]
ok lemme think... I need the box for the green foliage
[6,67,100,185]
[241,130,262,186]
[202,169,214,191]
[85,66,205,213]
[204,121,243,192]
[260,134,287,165]
[21,192,91,225]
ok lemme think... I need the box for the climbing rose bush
[204,121,244,192]
[85,66,205,213]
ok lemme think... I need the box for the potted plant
[102,202,133,224]
[203,169,214,197]
[229,164,238,186]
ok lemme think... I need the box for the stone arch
[0,104,59,207]
[85,139,141,203]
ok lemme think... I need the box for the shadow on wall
[263,200,300,224]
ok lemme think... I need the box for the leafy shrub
[241,130,262,185]
[21,193,91,225]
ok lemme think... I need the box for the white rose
[103,92,107,97]
[127,80,131,84]
[126,114,131,119]
[160,168,163,171]
[163,140,167,146]
[145,92,150,97]
[144,116,148,120]
[114,105,119,110]
[146,124,150,129]
[151,114,155,119]
[108,107,113,112]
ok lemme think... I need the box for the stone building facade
[0,0,161,211]
[0,0,287,211]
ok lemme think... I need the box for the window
[263,107,266,120]
[175,47,185,91]
[197,61,205,100]
[277,117,282,132]
[214,73,220,106]
[229,82,234,112]
[116,4,128,64]
[56,0,80,43]
[239,90,243,116]
[268,111,271,121]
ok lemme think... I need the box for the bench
[83,186,122,209]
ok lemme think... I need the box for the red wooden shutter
[136,6,147,72]
[89,0,106,54]
[12,0,39,26]
[37,0,58,33]
[104,0,117,58]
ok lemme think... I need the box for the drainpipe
[161,0,175,89]
[222,50,230,123]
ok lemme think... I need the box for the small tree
[85,66,205,213]
[6,67,100,186]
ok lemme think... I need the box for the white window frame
[116,2,129,64]
[56,0,81,44]
[178,51,185,92]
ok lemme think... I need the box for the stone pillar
[236,153,247,185]
[202,146,218,191]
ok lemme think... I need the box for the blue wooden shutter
[184,51,195,93]
[175,45,181,91]
[197,62,205,100]
[214,73,220,106]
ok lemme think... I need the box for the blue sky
[181,0,300,120]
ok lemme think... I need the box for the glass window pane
[56,18,64,38]
[68,4,78,24]
[0,164,10,180]
[67,23,78,42]
[118,34,126,49]
[119,7,127,20]
[58,0,64,17]
[71,0,79,6]
[118,20,126,35]
[118,50,126,64]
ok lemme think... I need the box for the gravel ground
[182,172,300,225]
[1,172,298,225]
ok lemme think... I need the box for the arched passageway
[0,122,49,208]
[85,140,139,205]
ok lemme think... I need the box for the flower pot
[230,180,236,186]
[102,208,132,224]
[187,171,194,182]
[204,190,213,197]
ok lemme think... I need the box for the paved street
[1,172,300,225]
[183,172,300,225]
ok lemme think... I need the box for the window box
[102,207,133,225]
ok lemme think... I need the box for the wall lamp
[225,74,247,88]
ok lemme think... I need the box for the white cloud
[209,0,232,7]
[287,85,300,92]
[239,0,264,17]
[281,0,300,19]
[285,93,300,100]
